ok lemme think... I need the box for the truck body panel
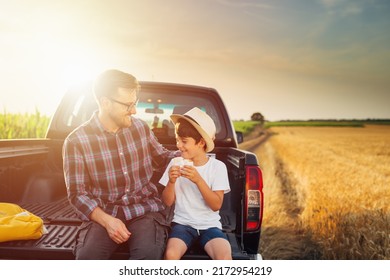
[0,81,263,259]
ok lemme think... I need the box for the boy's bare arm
[162,181,176,206]
[162,166,180,206]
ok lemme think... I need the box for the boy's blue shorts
[169,222,228,249]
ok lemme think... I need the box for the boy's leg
[204,238,232,260]
[164,223,197,260]
[200,228,232,260]
[164,238,188,260]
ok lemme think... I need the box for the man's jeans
[74,211,169,260]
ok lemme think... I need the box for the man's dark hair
[93,69,140,99]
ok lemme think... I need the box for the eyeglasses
[107,97,139,111]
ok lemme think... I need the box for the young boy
[159,107,232,260]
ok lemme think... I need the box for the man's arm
[63,138,99,220]
[148,125,180,169]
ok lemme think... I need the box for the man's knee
[127,213,168,259]
[127,241,165,260]
[74,221,117,260]
[75,240,117,259]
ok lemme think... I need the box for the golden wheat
[259,125,390,259]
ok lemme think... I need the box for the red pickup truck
[0,81,263,260]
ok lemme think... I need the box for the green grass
[264,120,365,128]
[233,120,368,136]
[234,119,390,133]
[0,110,50,139]
[233,121,260,136]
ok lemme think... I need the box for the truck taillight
[245,166,263,231]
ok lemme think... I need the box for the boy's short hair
[175,119,205,150]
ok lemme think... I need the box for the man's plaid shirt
[63,112,176,221]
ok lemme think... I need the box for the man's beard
[109,111,132,129]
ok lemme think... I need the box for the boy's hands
[166,161,223,211]
[169,165,202,184]
[168,165,181,184]
[180,165,202,184]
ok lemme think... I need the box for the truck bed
[0,198,253,260]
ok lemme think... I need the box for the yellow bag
[0,203,45,242]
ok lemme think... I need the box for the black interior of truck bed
[0,198,249,260]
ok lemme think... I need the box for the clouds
[320,0,362,13]
[0,0,389,120]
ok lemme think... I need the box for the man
[63,69,177,259]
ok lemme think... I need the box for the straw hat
[170,107,216,152]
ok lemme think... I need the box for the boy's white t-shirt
[159,156,230,230]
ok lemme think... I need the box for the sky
[1,0,389,121]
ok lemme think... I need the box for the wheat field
[256,125,390,259]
